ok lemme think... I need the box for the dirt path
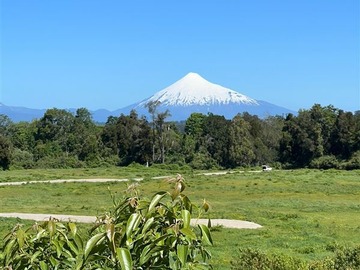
[0,171,266,186]
[0,177,170,186]
[0,213,262,229]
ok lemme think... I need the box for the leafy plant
[231,246,360,270]
[1,174,213,269]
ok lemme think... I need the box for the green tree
[228,114,255,167]
[260,116,284,164]
[202,114,230,167]
[279,105,339,167]
[182,113,206,164]
[0,114,12,137]
[116,110,151,166]
[36,108,74,154]
[72,108,100,163]
[145,101,171,164]
[330,110,357,159]
[0,135,11,170]
[101,116,119,155]
[8,121,37,152]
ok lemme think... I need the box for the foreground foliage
[231,246,360,270]
[1,175,213,269]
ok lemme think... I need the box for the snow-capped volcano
[138,72,259,107]
[115,72,295,121]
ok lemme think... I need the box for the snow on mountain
[138,72,259,107]
[115,72,295,121]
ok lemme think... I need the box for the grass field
[1,168,359,269]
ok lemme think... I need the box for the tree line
[0,103,359,170]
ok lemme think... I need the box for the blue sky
[1,0,359,112]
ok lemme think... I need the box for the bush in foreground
[1,175,213,269]
[231,246,360,270]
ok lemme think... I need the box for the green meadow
[1,168,359,269]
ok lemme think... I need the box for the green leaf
[68,222,77,238]
[180,227,197,240]
[181,194,193,212]
[84,232,105,260]
[126,213,141,238]
[182,210,191,229]
[177,244,188,266]
[139,245,162,265]
[4,238,16,265]
[202,199,210,212]
[171,182,183,200]
[54,239,64,258]
[67,239,80,255]
[198,224,213,246]
[106,222,115,242]
[148,191,167,212]
[32,228,46,242]
[74,234,84,251]
[116,247,133,270]
[47,220,56,238]
[16,228,25,249]
[39,261,48,270]
[142,217,154,234]
[30,250,42,264]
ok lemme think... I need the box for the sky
[0,0,359,112]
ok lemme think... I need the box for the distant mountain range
[1,73,295,122]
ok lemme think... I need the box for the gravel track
[0,213,262,229]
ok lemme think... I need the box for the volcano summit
[116,72,294,121]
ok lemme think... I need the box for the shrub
[309,155,339,169]
[230,248,306,270]
[36,154,84,169]
[1,175,213,269]
[190,152,219,170]
[10,148,35,169]
[231,246,360,270]
[340,151,360,170]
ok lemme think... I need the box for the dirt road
[0,212,262,229]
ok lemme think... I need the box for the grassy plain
[0,168,359,269]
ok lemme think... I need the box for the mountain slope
[138,72,259,106]
[116,72,295,120]
[0,103,46,122]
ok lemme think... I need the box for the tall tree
[228,114,255,167]
[145,101,161,163]
[72,108,99,161]
[182,113,206,163]
[330,110,357,159]
[36,108,74,154]
[202,114,230,167]
[0,135,11,170]
[116,110,151,165]
[8,121,37,152]
[101,116,119,155]
[145,101,170,164]
[0,114,12,137]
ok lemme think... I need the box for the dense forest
[0,104,359,170]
